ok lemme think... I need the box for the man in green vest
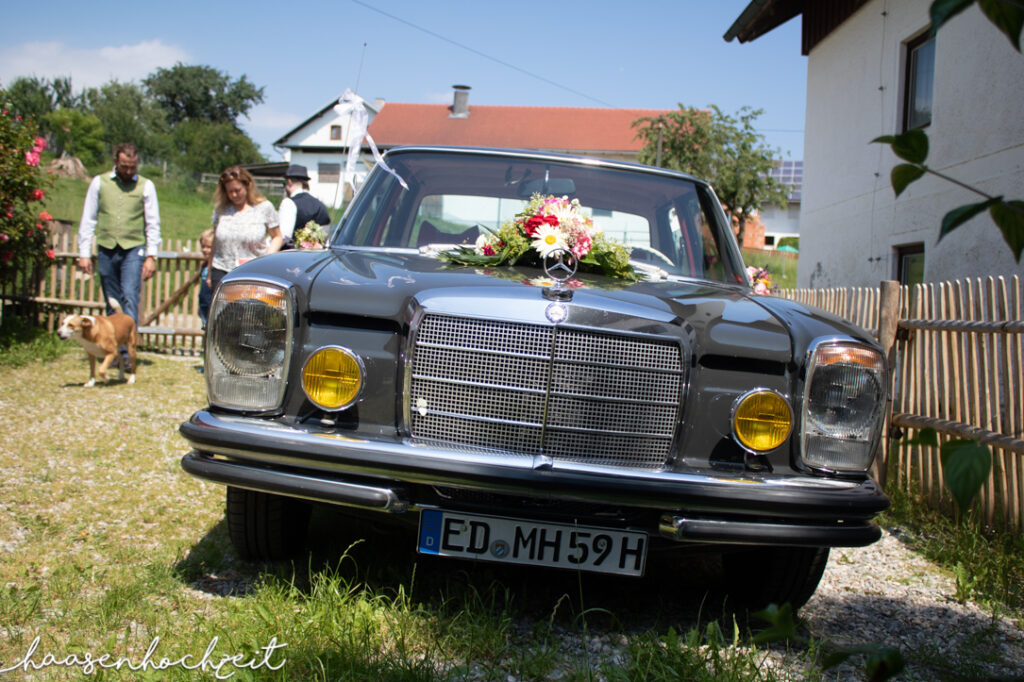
[77,142,161,324]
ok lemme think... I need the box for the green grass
[0,314,70,367]
[0,339,803,681]
[4,328,1024,679]
[741,249,798,290]
[880,476,1024,614]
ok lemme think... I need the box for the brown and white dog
[57,299,138,386]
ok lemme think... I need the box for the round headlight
[732,389,793,452]
[302,346,364,411]
[211,296,288,376]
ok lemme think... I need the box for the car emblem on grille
[545,302,568,324]
[542,248,577,302]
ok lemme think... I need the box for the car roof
[381,145,709,187]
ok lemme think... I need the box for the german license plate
[417,509,647,576]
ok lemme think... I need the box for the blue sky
[0,1,807,161]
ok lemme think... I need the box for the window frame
[895,243,925,286]
[903,32,935,132]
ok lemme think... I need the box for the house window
[895,243,925,285]
[903,33,935,131]
[330,125,342,140]
[318,163,341,183]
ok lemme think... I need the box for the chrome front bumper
[180,409,888,548]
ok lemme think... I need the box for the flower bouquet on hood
[438,194,636,281]
[294,220,327,249]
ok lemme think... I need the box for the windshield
[334,150,746,283]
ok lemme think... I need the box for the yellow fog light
[302,346,363,411]
[732,389,792,452]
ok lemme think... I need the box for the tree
[3,76,80,143]
[173,120,263,174]
[44,109,105,166]
[142,63,264,126]
[634,105,789,246]
[82,81,172,161]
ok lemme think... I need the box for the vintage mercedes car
[180,146,889,610]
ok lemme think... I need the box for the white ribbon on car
[334,89,408,190]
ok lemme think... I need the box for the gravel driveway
[792,529,1024,680]
[524,528,1024,680]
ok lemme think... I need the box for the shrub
[0,90,55,284]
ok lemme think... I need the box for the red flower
[38,210,52,221]
[1,251,13,263]
[31,189,44,201]
[46,249,55,259]
[523,214,558,236]
[482,244,495,256]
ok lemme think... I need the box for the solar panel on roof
[769,160,803,201]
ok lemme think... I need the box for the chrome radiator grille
[409,314,684,469]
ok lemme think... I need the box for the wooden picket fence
[779,276,1024,529]
[2,230,207,353]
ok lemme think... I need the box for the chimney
[450,84,470,118]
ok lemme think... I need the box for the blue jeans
[97,245,145,323]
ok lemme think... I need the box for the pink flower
[33,137,46,152]
[45,249,55,259]
[38,210,52,221]
[31,189,44,201]
[25,151,40,167]
[571,232,593,259]
[0,234,9,242]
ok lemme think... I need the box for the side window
[903,33,935,131]
[318,163,341,184]
[895,243,925,285]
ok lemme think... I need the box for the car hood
[287,250,870,362]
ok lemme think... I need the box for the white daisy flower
[531,224,567,256]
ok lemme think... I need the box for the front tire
[226,487,311,560]
[721,546,830,611]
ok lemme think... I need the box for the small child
[198,228,215,328]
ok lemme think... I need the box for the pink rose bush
[0,91,53,280]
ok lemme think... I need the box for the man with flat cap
[278,164,331,249]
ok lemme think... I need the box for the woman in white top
[209,165,282,291]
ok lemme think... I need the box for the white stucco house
[273,95,381,208]
[726,0,1024,287]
